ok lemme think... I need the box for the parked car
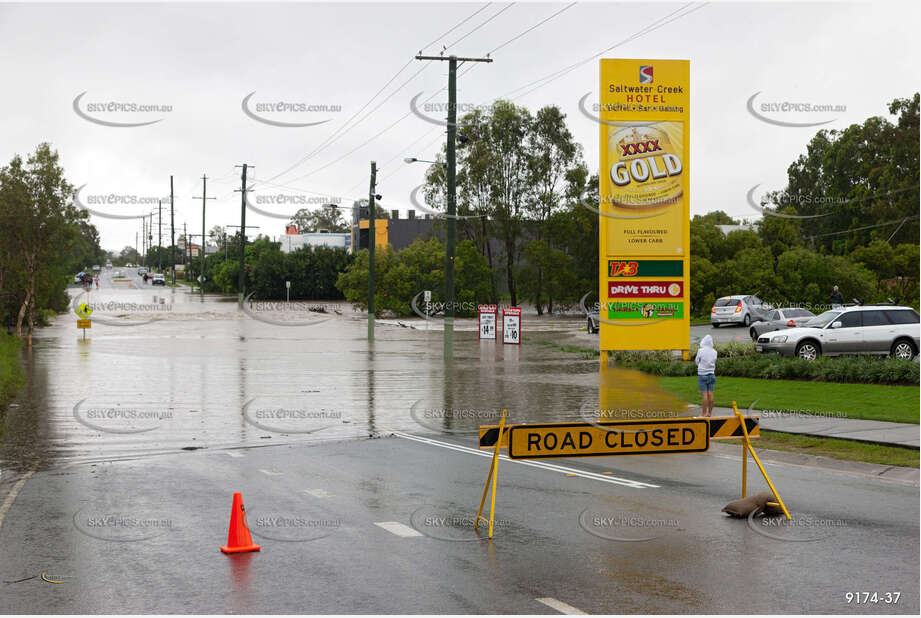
[756,305,920,360]
[74,272,85,284]
[92,265,101,272]
[151,273,166,286]
[587,309,599,334]
[711,295,772,328]
[749,307,816,340]
[105,261,112,269]
[137,267,148,276]
[113,270,123,278]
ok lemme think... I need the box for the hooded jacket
[694,335,717,375]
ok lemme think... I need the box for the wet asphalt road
[0,281,918,613]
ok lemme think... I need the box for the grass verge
[725,430,919,469]
[0,333,25,412]
[657,375,919,424]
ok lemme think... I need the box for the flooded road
[1,280,689,471]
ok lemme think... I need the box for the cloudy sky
[1,0,918,252]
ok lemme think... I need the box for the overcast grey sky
[1,0,918,252]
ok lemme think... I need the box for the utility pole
[193,175,216,296]
[415,53,492,359]
[183,222,188,266]
[147,213,153,268]
[367,161,377,341]
[141,216,146,264]
[158,200,163,273]
[234,164,252,305]
[170,176,176,286]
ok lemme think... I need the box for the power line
[507,2,708,101]
[808,215,919,239]
[418,2,494,54]
[445,2,516,49]
[256,3,505,188]
[486,2,576,56]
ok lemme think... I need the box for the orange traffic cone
[220,492,261,554]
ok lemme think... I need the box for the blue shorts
[698,373,716,392]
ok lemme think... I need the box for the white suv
[757,305,920,360]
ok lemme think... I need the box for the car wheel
[711,323,720,328]
[795,341,820,361]
[749,328,757,341]
[742,314,750,327]
[890,338,917,360]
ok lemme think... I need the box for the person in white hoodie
[694,335,718,417]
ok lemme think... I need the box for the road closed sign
[507,419,709,459]
[478,304,497,340]
[502,307,521,345]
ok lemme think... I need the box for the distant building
[279,227,350,254]
[351,210,439,252]
[716,224,758,235]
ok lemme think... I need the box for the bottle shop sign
[502,307,522,345]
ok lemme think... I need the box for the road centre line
[374,521,423,537]
[536,597,588,614]
[391,431,658,489]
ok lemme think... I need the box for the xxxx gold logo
[607,123,683,208]
[619,139,662,156]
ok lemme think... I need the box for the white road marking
[536,597,587,615]
[304,488,331,498]
[259,469,283,476]
[374,521,423,537]
[0,468,36,531]
[224,451,245,458]
[391,432,658,489]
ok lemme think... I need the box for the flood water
[0,283,691,471]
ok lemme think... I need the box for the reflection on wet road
[1,284,688,470]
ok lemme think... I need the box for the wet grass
[0,333,25,413]
[531,340,599,360]
[657,376,919,424]
[726,430,919,469]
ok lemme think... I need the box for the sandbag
[722,491,776,517]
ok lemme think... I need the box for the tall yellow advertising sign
[598,59,689,352]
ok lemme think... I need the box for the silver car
[749,307,816,341]
[756,305,920,360]
[711,295,773,328]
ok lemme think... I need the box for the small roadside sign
[423,290,431,303]
[76,319,92,329]
[507,419,709,459]
[285,281,291,289]
[502,307,521,345]
[74,302,93,320]
[478,304,497,340]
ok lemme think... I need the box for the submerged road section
[0,285,918,613]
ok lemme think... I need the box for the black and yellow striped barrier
[477,415,759,450]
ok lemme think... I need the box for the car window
[750,296,762,306]
[769,310,780,320]
[806,310,840,328]
[861,310,889,327]
[787,309,813,318]
[713,298,734,307]
[836,312,862,328]
[885,310,920,324]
